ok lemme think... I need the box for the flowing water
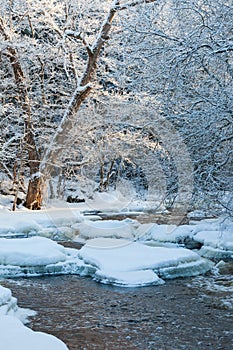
[2,261,233,350]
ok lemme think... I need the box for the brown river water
[2,261,233,350]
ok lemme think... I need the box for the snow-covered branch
[115,0,156,11]
[64,30,92,55]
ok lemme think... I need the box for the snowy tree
[0,0,232,214]
[0,0,159,209]
[103,0,233,212]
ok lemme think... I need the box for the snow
[0,285,11,306]
[85,190,132,211]
[136,218,233,260]
[192,219,233,259]
[0,236,87,278]
[0,199,232,350]
[1,285,64,350]
[78,238,213,287]
[0,237,66,266]
[0,316,69,350]
[139,223,195,243]
[73,219,134,241]
[0,202,85,240]
[0,196,232,284]
[0,234,213,286]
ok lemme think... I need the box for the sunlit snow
[0,316,69,350]
[0,285,68,350]
[78,238,213,286]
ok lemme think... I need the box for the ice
[0,285,11,306]
[0,237,86,278]
[140,223,195,243]
[78,238,213,287]
[194,229,233,259]
[94,269,164,287]
[0,316,69,350]
[0,237,67,266]
[0,284,36,323]
[0,205,84,240]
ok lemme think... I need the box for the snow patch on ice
[0,237,87,278]
[78,238,213,287]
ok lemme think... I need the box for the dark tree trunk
[0,18,43,209]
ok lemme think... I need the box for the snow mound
[0,285,36,323]
[0,316,69,350]
[0,285,11,306]
[0,237,86,278]
[0,237,66,266]
[138,218,233,260]
[0,207,84,240]
[140,224,195,243]
[194,230,233,259]
[78,238,213,287]
[86,190,131,211]
[73,219,134,241]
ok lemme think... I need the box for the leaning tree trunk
[0,16,43,209]
[40,2,119,178]
[40,0,156,188]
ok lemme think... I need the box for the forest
[0,0,232,215]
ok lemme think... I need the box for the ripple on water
[1,262,233,350]
[187,261,233,311]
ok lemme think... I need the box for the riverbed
[2,262,233,350]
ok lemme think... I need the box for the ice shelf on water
[73,219,135,241]
[0,236,213,287]
[78,238,213,287]
[0,236,87,278]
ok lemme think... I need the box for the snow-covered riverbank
[0,285,69,350]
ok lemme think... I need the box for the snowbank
[78,238,213,287]
[0,279,69,350]
[0,237,66,266]
[0,316,69,350]
[138,218,233,260]
[0,205,84,240]
[0,284,35,322]
[138,223,195,243]
[85,190,132,211]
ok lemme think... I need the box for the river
[2,261,233,350]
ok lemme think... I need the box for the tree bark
[0,18,42,209]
